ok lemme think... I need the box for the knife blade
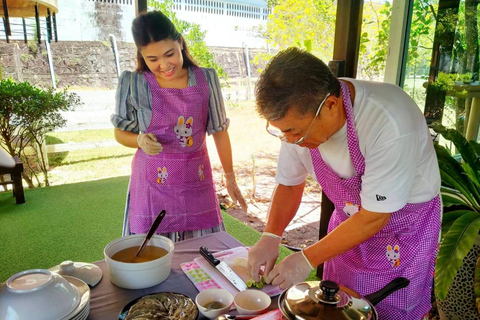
[199,246,248,291]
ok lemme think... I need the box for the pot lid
[49,261,102,287]
[279,280,375,320]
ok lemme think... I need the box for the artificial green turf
[0,176,297,283]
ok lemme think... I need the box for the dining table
[86,231,279,320]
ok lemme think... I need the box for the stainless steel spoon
[215,314,257,320]
[131,210,166,262]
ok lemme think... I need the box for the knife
[199,246,248,291]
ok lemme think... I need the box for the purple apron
[128,67,222,234]
[309,82,441,319]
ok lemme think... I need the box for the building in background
[1,0,269,48]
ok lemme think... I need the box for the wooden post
[35,3,41,44]
[2,18,8,43]
[22,18,27,43]
[136,0,147,15]
[2,0,11,37]
[53,13,58,42]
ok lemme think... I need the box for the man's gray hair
[255,47,341,121]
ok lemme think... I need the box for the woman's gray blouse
[111,67,230,135]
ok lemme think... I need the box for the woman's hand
[225,172,248,212]
[137,133,163,155]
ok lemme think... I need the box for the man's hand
[137,133,163,155]
[265,250,314,289]
[247,233,281,282]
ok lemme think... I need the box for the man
[247,47,440,320]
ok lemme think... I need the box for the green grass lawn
[0,176,294,283]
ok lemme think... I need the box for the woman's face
[140,39,185,81]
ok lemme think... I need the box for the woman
[111,11,247,242]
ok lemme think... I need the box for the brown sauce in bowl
[111,246,168,263]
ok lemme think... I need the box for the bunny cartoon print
[386,245,400,268]
[157,167,168,184]
[174,116,194,147]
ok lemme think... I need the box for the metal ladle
[131,210,166,262]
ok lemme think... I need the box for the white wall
[0,0,268,48]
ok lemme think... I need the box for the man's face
[268,96,341,149]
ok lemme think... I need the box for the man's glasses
[266,93,331,145]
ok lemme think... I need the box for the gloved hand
[265,250,314,290]
[247,232,281,282]
[137,133,163,155]
[225,172,248,212]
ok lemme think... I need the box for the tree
[0,79,81,187]
[148,0,227,79]
[261,0,336,61]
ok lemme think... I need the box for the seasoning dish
[195,288,234,319]
[0,269,80,320]
[104,234,174,289]
[234,290,271,315]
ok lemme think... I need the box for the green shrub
[0,79,82,187]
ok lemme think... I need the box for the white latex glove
[247,232,281,282]
[265,250,314,290]
[137,133,163,155]
[225,172,248,212]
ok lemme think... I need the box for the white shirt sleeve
[275,142,309,186]
[360,131,420,213]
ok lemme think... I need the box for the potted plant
[431,124,480,319]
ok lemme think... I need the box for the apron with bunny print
[128,67,222,234]
[309,81,441,319]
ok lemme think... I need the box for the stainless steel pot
[278,277,410,320]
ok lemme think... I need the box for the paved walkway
[61,89,322,231]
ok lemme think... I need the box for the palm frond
[435,212,480,300]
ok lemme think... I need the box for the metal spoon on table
[131,210,166,262]
[215,315,257,320]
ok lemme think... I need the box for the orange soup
[111,246,168,263]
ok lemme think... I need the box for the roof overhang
[1,0,58,18]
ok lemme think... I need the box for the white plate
[70,302,89,320]
[60,276,90,320]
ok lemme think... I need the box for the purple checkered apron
[128,67,222,234]
[309,82,441,319]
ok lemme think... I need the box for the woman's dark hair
[255,47,341,121]
[131,10,198,72]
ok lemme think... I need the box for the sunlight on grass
[46,129,114,144]
[48,146,135,186]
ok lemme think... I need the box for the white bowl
[0,269,80,320]
[195,288,234,319]
[234,289,271,315]
[104,234,174,289]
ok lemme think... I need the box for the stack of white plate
[0,269,91,320]
[61,275,91,320]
